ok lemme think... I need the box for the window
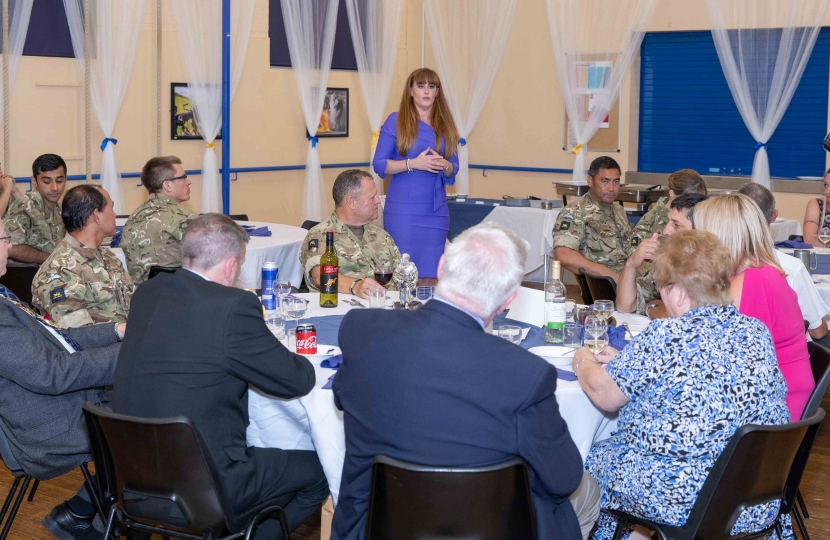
[638,30,830,178]
[22,0,75,58]
[269,0,357,71]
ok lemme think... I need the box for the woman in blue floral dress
[571,230,791,540]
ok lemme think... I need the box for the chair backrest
[804,342,830,420]
[148,266,179,280]
[579,267,616,302]
[81,403,234,537]
[0,264,39,306]
[365,456,537,540]
[780,408,825,515]
[680,409,824,539]
[227,214,249,222]
[301,220,320,231]
[0,426,24,478]
[574,268,594,305]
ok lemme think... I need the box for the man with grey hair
[738,182,830,346]
[332,223,598,540]
[299,168,400,298]
[113,214,329,538]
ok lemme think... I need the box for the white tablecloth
[770,218,802,242]
[485,206,561,274]
[111,219,307,289]
[246,288,651,504]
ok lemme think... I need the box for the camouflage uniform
[2,190,65,254]
[31,234,135,328]
[634,268,660,316]
[299,211,401,292]
[120,193,196,284]
[631,197,669,245]
[552,191,632,274]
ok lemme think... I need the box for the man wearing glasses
[552,156,632,282]
[121,156,196,284]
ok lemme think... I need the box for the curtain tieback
[754,142,768,151]
[371,131,380,151]
[307,135,318,148]
[205,142,216,149]
[459,137,467,146]
[100,138,117,151]
[570,143,582,155]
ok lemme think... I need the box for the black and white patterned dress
[586,304,791,539]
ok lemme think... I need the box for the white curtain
[706,0,828,188]
[424,0,516,196]
[64,0,146,213]
[1,0,34,119]
[281,0,339,223]
[171,0,256,213]
[344,0,404,197]
[545,0,653,183]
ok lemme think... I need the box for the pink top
[737,264,814,419]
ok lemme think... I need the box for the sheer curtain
[545,0,653,183]
[706,0,828,188]
[281,0,339,223]
[424,0,516,196]
[171,0,256,213]
[64,0,146,213]
[344,0,404,196]
[1,0,33,119]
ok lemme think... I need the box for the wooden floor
[0,388,827,539]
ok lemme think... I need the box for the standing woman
[373,68,459,280]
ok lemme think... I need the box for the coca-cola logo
[297,335,317,352]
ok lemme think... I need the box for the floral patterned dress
[586,304,791,540]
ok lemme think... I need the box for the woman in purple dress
[373,68,459,279]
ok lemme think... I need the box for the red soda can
[296,324,317,355]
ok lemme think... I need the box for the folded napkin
[322,373,336,390]
[321,354,342,369]
[110,228,123,248]
[608,325,630,351]
[775,239,811,249]
[557,369,578,382]
[242,225,272,237]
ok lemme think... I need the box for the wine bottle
[320,230,339,308]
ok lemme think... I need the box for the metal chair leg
[0,476,30,540]
[793,507,810,540]
[26,479,38,502]
[0,478,20,525]
[797,489,810,519]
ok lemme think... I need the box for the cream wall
[4,0,828,225]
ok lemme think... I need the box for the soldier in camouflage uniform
[631,169,707,244]
[553,156,631,278]
[121,156,196,284]
[299,169,400,298]
[3,154,68,264]
[32,185,135,328]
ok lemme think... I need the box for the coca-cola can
[296,324,317,355]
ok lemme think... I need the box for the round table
[245,288,651,505]
[111,218,307,289]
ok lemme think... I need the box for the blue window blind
[269,0,357,71]
[638,30,830,178]
[22,0,75,58]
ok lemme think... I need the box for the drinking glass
[583,323,609,355]
[576,306,594,325]
[373,261,394,287]
[368,288,386,309]
[497,325,522,345]
[564,322,583,347]
[819,227,830,254]
[265,298,286,340]
[417,286,435,301]
[593,300,614,324]
[286,328,296,351]
[276,279,292,298]
[565,298,577,321]
[284,297,308,331]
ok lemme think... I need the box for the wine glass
[373,261,394,287]
[583,318,609,355]
[819,227,830,254]
[593,300,614,325]
[276,279,292,299]
[284,297,308,332]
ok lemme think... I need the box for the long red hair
[395,68,459,159]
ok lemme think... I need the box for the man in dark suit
[332,223,600,540]
[112,214,329,538]
[0,219,125,540]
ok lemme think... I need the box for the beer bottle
[320,230,339,308]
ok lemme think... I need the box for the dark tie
[0,286,84,351]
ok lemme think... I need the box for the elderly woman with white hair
[572,230,789,540]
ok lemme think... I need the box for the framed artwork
[314,87,349,138]
[171,83,222,140]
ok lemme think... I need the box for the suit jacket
[332,300,584,540]
[112,269,315,513]
[0,294,119,480]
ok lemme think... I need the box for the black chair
[574,268,594,305]
[228,214,249,222]
[0,264,38,306]
[300,220,319,231]
[0,428,39,540]
[81,403,290,540]
[147,266,179,280]
[607,408,825,540]
[365,455,537,540]
[579,267,616,302]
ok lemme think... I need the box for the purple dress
[373,112,459,278]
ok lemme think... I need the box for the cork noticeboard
[563,95,621,153]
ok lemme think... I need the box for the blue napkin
[321,354,342,369]
[775,239,811,249]
[322,373,336,390]
[609,325,630,351]
[242,225,272,237]
[110,228,123,248]
[557,368,578,382]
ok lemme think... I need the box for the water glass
[276,279,292,298]
[284,297,308,330]
[368,288,386,309]
[265,299,286,340]
[565,298,577,321]
[497,325,522,344]
[286,328,296,351]
[417,286,435,301]
[564,322,583,347]
[576,306,594,325]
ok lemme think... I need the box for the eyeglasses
[164,174,188,182]
[0,236,11,245]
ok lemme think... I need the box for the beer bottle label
[321,266,338,294]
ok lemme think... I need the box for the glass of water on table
[284,297,308,331]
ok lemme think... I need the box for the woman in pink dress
[696,193,814,419]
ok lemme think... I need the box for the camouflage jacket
[634,267,660,316]
[3,190,65,254]
[120,193,196,284]
[32,234,135,327]
[631,197,669,245]
[299,212,401,292]
[552,191,632,273]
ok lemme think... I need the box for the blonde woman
[802,168,830,247]
[696,193,813,419]
[372,68,459,280]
